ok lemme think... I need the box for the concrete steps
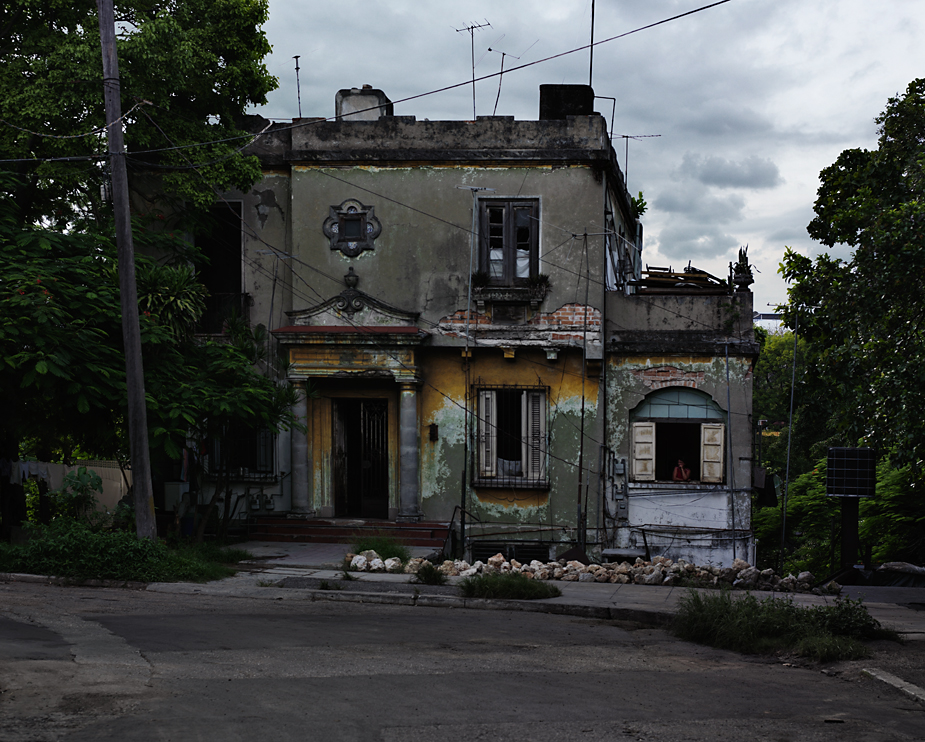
[247,517,450,549]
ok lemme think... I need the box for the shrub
[413,561,447,585]
[672,589,899,660]
[352,533,411,563]
[0,519,250,583]
[459,572,562,600]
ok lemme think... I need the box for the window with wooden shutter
[522,390,546,482]
[700,423,725,483]
[632,422,656,481]
[477,390,497,477]
[474,386,548,487]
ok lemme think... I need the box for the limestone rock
[437,560,457,576]
[610,573,629,584]
[369,558,385,572]
[350,555,368,571]
[384,557,403,573]
[731,558,751,572]
[487,553,507,569]
[553,567,565,580]
[359,550,380,562]
[510,559,522,570]
[459,567,478,577]
[561,574,579,582]
[796,571,814,584]
[578,572,595,582]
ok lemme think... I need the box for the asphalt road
[1,582,922,741]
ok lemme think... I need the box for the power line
[0,0,736,165]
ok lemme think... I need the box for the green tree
[0,0,276,229]
[781,78,925,475]
[0,183,299,539]
[752,328,839,480]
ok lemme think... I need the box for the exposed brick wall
[631,365,705,389]
[529,303,602,328]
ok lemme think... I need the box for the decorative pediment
[286,267,419,327]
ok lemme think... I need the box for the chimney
[335,86,394,121]
[539,84,595,120]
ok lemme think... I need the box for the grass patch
[413,561,447,585]
[318,580,342,591]
[352,532,411,563]
[459,572,562,600]
[0,519,250,583]
[671,589,899,661]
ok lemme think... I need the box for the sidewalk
[143,540,925,639]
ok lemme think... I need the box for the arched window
[629,388,725,484]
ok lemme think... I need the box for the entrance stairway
[247,517,450,549]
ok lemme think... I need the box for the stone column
[397,382,422,521]
[289,379,312,516]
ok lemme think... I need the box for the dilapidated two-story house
[200,83,758,566]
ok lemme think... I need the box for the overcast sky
[249,0,925,313]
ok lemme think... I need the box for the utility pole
[97,0,157,540]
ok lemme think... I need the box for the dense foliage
[780,78,925,476]
[0,518,250,581]
[0,0,276,229]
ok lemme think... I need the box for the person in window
[673,459,691,482]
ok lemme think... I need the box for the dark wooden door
[333,399,389,519]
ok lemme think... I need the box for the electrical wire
[0,0,736,165]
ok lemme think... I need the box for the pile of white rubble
[346,551,838,594]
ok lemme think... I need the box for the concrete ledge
[310,590,416,607]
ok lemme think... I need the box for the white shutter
[632,422,656,481]
[477,390,497,477]
[701,423,725,483]
[521,390,546,482]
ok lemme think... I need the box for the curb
[303,588,672,624]
[862,668,925,705]
[2,571,674,626]
[0,572,147,590]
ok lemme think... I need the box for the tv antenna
[488,39,538,115]
[293,55,302,118]
[617,134,661,184]
[456,20,491,119]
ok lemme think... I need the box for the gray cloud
[680,153,782,189]
[654,224,740,262]
[653,181,746,223]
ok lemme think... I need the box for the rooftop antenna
[293,55,302,118]
[456,20,491,119]
[488,39,538,116]
[616,134,661,184]
[589,0,595,86]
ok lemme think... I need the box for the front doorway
[333,399,389,518]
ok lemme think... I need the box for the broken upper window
[629,388,726,484]
[479,199,539,285]
[475,386,547,488]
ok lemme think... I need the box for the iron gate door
[333,399,389,519]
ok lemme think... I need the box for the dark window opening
[475,387,547,488]
[340,213,365,241]
[655,422,701,482]
[196,203,245,333]
[207,427,275,478]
